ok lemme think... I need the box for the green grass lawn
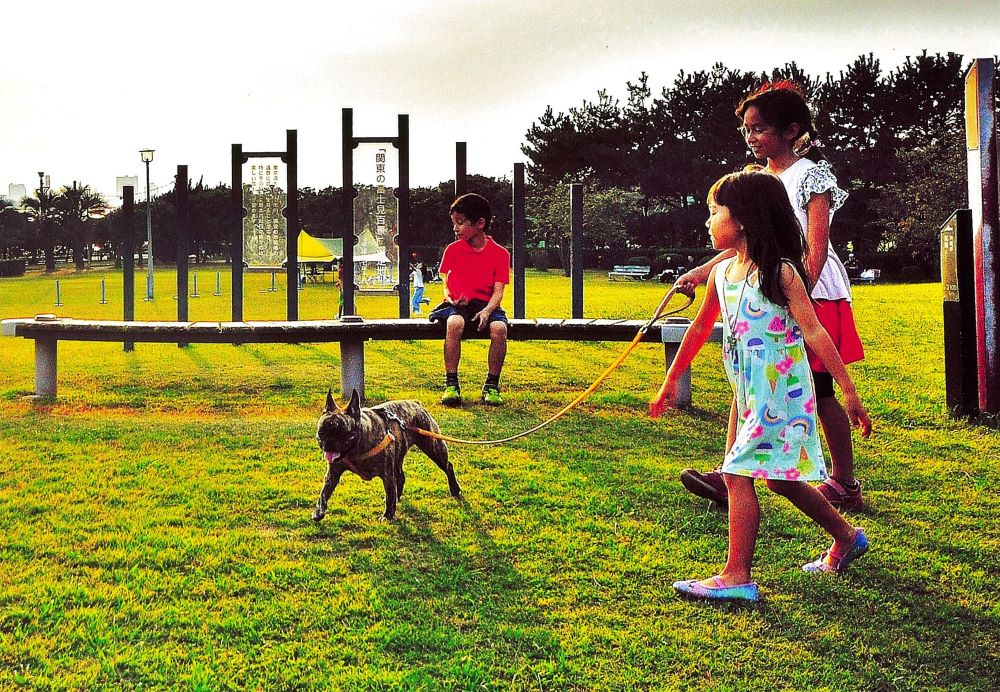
[1,268,998,689]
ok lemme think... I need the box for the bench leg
[340,337,365,403]
[664,342,692,407]
[35,337,57,398]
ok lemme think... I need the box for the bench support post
[340,337,365,402]
[35,336,57,398]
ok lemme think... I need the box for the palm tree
[20,190,60,272]
[0,198,29,260]
[55,182,108,270]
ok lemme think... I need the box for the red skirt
[806,299,865,372]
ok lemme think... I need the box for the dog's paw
[378,514,395,522]
[311,509,326,522]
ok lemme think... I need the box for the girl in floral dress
[650,170,872,602]
[675,81,866,512]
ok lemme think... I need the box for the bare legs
[817,395,857,485]
[444,315,464,373]
[766,478,858,554]
[712,474,758,586]
[444,315,507,379]
[704,473,858,587]
[486,320,507,377]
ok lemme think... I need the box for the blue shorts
[428,299,508,328]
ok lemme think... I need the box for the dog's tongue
[324,451,341,463]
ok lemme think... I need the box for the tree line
[0,176,513,273]
[1,183,108,272]
[1,51,995,278]
[523,51,997,277]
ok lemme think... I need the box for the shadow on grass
[295,481,566,678]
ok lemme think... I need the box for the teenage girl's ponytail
[792,131,827,164]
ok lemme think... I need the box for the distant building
[7,184,26,204]
[116,176,140,203]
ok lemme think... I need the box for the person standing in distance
[410,260,425,315]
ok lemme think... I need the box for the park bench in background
[852,268,880,284]
[845,260,881,285]
[608,265,651,281]
[2,315,723,406]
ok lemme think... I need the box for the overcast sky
[1,0,997,202]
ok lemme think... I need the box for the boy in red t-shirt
[428,193,510,406]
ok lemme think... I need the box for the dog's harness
[337,410,408,476]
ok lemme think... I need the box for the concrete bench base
[3,315,723,405]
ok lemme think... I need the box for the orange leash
[408,288,692,445]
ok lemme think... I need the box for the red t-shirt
[438,236,511,302]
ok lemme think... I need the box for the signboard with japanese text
[242,158,287,268]
[352,144,399,291]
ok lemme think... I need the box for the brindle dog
[313,389,462,521]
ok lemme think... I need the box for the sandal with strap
[673,575,759,602]
[803,527,869,574]
[817,477,864,511]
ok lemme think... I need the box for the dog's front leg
[313,463,346,521]
[380,473,398,521]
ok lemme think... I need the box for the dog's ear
[346,389,362,421]
[325,388,339,413]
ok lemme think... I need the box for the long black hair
[709,169,810,306]
[736,81,828,164]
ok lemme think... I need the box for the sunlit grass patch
[1,271,998,688]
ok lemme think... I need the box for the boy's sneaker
[481,386,503,406]
[817,477,864,511]
[441,385,462,406]
[680,468,728,508]
[803,527,869,574]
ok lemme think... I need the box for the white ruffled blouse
[777,158,852,302]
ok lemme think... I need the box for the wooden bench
[2,315,722,405]
[608,265,651,281]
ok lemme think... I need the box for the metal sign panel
[941,213,959,302]
[352,144,399,291]
[242,158,287,268]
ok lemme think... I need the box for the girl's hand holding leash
[674,261,716,297]
[672,270,700,297]
[673,250,736,297]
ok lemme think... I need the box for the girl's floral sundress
[715,258,827,482]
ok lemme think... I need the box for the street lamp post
[140,149,155,300]
[37,172,50,271]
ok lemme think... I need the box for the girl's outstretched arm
[650,266,723,417]
[804,192,831,285]
[781,263,872,437]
